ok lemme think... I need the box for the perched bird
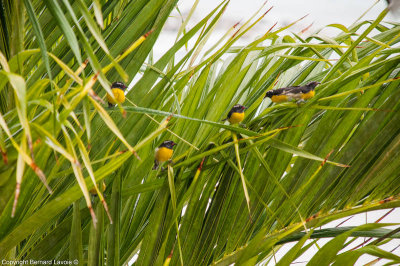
[264,81,320,103]
[90,180,106,195]
[107,82,127,107]
[223,104,247,124]
[153,140,177,170]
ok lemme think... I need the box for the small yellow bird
[107,82,127,107]
[89,180,106,195]
[264,81,320,104]
[153,140,177,170]
[223,104,247,124]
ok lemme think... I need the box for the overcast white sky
[153,0,398,59]
[176,0,390,26]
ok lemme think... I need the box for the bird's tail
[152,160,159,170]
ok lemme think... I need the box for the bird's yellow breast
[301,90,315,100]
[155,147,174,162]
[270,94,289,103]
[228,112,245,124]
[107,88,125,105]
[89,180,106,195]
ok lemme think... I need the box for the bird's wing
[278,86,301,94]
[271,87,292,95]
[226,109,234,119]
[285,85,311,94]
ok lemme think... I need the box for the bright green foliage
[0,0,400,265]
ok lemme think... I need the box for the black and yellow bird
[223,104,247,124]
[153,140,177,170]
[264,81,320,103]
[107,82,127,107]
[89,180,106,195]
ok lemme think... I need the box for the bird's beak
[173,142,177,146]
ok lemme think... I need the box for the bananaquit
[265,81,320,103]
[89,180,106,195]
[153,140,177,170]
[107,82,127,107]
[223,104,247,124]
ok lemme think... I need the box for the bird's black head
[160,140,177,149]
[265,90,274,98]
[231,104,247,113]
[306,81,320,90]
[111,82,127,91]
